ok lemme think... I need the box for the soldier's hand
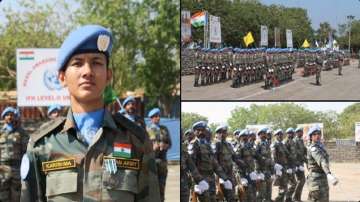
[274,163,283,171]
[194,185,203,194]
[249,171,258,181]
[257,172,265,181]
[198,180,209,191]
[298,166,305,172]
[153,142,160,150]
[224,180,233,190]
[240,178,248,186]
[286,168,293,174]
[327,173,339,186]
[275,170,282,176]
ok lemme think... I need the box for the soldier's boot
[194,76,199,87]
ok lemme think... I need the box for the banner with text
[209,15,221,43]
[260,25,268,47]
[16,48,70,106]
[181,10,192,43]
[286,29,293,48]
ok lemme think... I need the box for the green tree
[338,103,360,139]
[181,112,208,131]
[0,0,75,90]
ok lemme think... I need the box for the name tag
[104,156,140,170]
[42,158,76,172]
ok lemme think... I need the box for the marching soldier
[271,129,289,202]
[194,49,201,87]
[315,51,323,85]
[181,130,209,202]
[307,126,338,202]
[284,128,297,202]
[293,127,306,202]
[188,121,232,202]
[212,125,242,202]
[20,25,160,202]
[254,127,273,202]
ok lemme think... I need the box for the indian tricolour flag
[18,50,35,61]
[113,143,131,158]
[191,11,206,28]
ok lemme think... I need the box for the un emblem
[43,69,63,90]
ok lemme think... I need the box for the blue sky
[182,102,357,124]
[261,0,360,30]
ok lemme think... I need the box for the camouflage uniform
[271,138,289,202]
[234,140,257,202]
[284,136,297,202]
[212,138,239,202]
[21,109,160,202]
[0,124,28,202]
[188,137,229,202]
[307,141,333,202]
[315,54,322,85]
[181,141,203,202]
[147,122,172,202]
[293,135,306,201]
[254,138,273,202]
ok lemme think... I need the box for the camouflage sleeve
[310,146,331,174]
[185,151,203,184]
[162,126,172,148]
[211,155,228,180]
[254,144,262,172]
[135,135,161,202]
[20,144,46,202]
[270,143,278,164]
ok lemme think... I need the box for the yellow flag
[302,39,310,48]
[243,32,255,47]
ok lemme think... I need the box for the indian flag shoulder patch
[113,143,132,158]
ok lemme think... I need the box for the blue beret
[248,130,256,135]
[57,24,113,71]
[274,129,283,136]
[257,127,268,136]
[233,129,241,136]
[266,129,272,134]
[215,124,228,133]
[1,107,16,119]
[122,96,135,107]
[308,125,321,137]
[192,121,207,130]
[118,108,126,114]
[295,127,303,133]
[286,127,295,134]
[47,104,62,116]
[184,129,193,136]
[148,108,160,118]
[239,129,249,137]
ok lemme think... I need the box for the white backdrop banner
[16,48,70,106]
[209,15,221,43]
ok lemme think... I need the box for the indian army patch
[97,34,110,52]
[103,156,140,170]
[113,143,132,158]
[42,158,76,172]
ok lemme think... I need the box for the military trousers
[293,169,305,201]
[156,159,168,202]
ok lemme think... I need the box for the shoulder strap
[112,113,146,143]
[31,117,66,145]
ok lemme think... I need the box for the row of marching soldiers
[193,48,296,89]
[181,121,339,202]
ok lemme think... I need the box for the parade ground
[165,164,180,202]
[182,60,360,100]
[273,162,360,201]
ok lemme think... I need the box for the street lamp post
[347,15,355,53]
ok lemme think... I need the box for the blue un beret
[286,127,295,134]
[1,107,16,119]
[148,108,160,118]
[295,127,303,133]
[274,129,283,136]
[47,105,62,116]
[239,129,249,137]
[57,24,113,71]
[192,121,207,130]
[215,124,228,133]
[233,129,241,136]
[308,125,321,137]
[122,96,135,107]
[257,127,268,136]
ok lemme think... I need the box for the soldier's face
[4,112,14,124]
[125,101,136,114]
[59,53,112,106]
[296,131,303,138]
[311,132,321,142]
[195,128,205,138]
[151,114,160,124]
[276,133,283,141]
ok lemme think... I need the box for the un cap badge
[97,34,110,52]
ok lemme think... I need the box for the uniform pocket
[102,168,139,194]
[46,171,78,197]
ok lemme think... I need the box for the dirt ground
[272,162,360,201]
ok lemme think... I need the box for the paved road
[165,164,180,202]
[273,162,360,201]
[182,60,360,100]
